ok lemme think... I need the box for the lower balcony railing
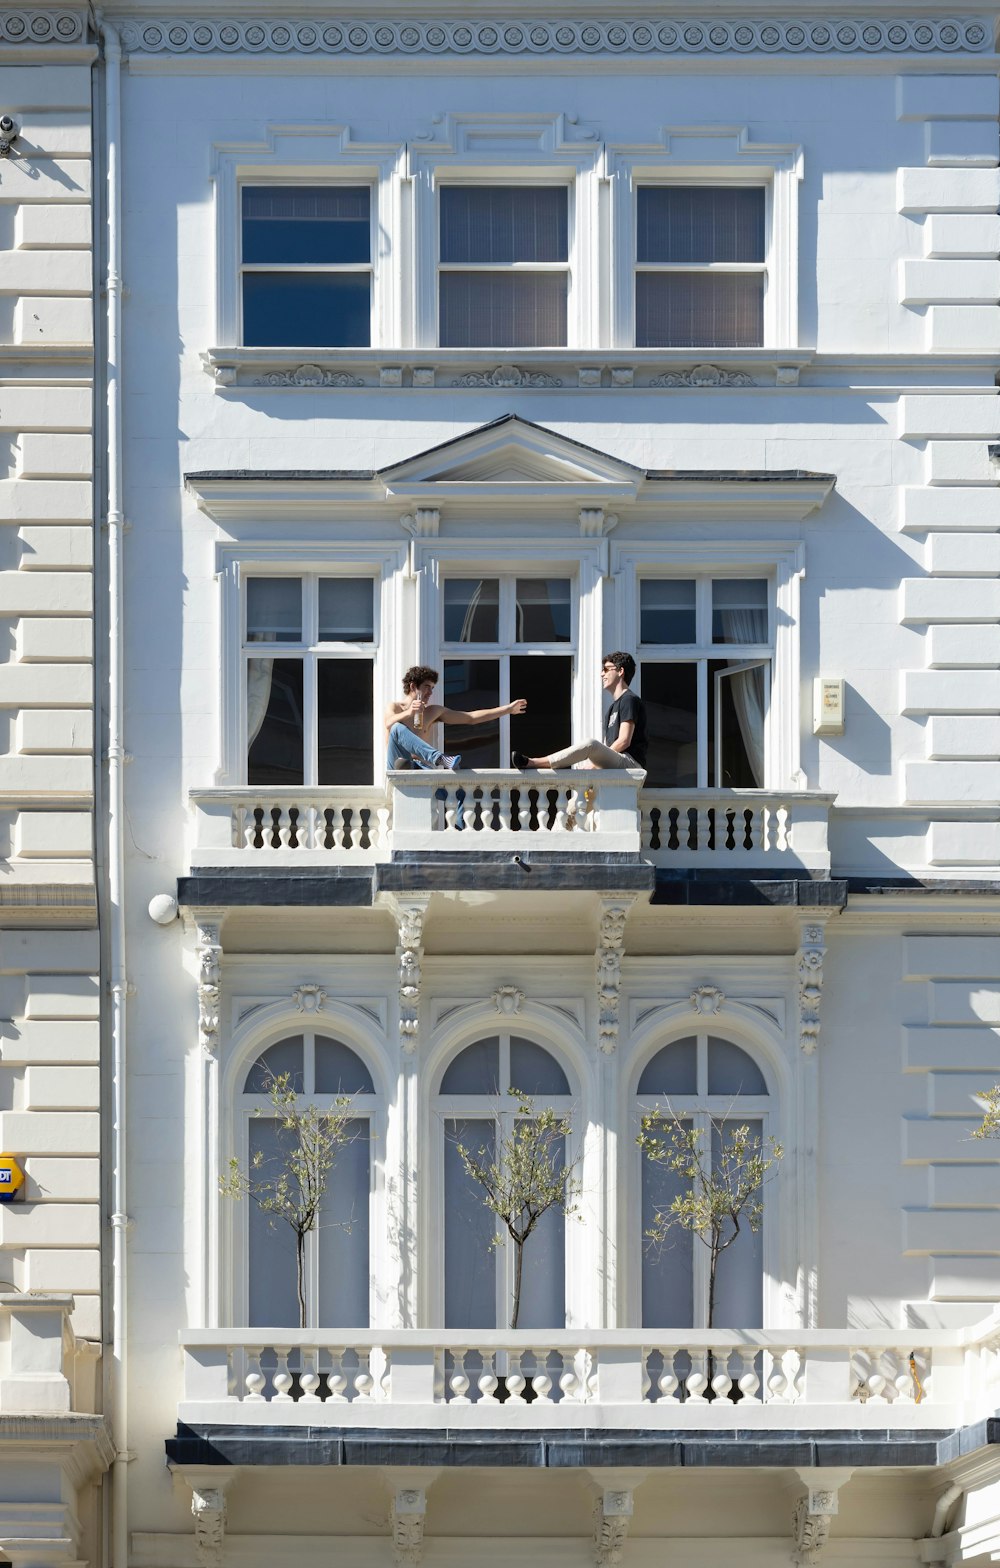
[179,1319,1000,1429]
[190,780,833,872]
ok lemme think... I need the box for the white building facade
[2,4,1000,1568]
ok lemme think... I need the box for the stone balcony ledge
[189,777,834,874]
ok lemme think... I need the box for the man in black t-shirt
[512,651,647,773]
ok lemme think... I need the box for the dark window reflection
[440,187,568,264]
[641,663,698,788]
[439,272,567,349]
[318,578,375,642]
[242,186,371,264]
[318,658,373,785]
[243,273,370,348]
[640,580,696,645]
[711,660,759,788]
[443,580,500,643]
[509,655,571,761]
[636,272,763,349]
[637,187,764,265]
[515,579,571,643]
[442,660,500,765]
[247,659,304,785]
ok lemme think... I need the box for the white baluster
[866,1348,889,1404]
[506,1350,527,1404]
[697,805,712,854]
[776,803,789,852]
[274,808,291,848]
[685,1352,709,1403]
[376,805,391,849]
[711,1357,734,1403]
[765,1350,789,1403]
[354,1348,375,1401]
[330,810,345,851]
[300,1349,321,1403]
[532,1349,553,1404]
[893,1350,914,1405]
[658,1364,680,1402]
[245,1346,266,1402]
[449,1349,471,1405]
[231,807,242,849]
[641,1349,652,1403]
[737,1350,761,1404]
[478,1349,499,1404]
[272,1348,293,1402]
[303,804,318,852]
[552,793,568,833]
[325,1348,347,1403]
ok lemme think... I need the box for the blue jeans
[386,722,444,770]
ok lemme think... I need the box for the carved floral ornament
[118,17,989,56]
[689,984,725,1016]
[493,984,524,1017]
[292,984,326,1013]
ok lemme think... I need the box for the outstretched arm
[439,698,527,727]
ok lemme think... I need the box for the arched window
[637,1032,771,1330]
[435,1034,573,1330]
[239,1031,377,1328]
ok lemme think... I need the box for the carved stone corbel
[191,1486,227,1568]
[390,896,431,1051]
[791,1471,852,1566]
[390,1487,427,1568]
[593,1488,634,1568]
[400,507,440,537]
[796,921,827,1053]
[195,914,225,1055]
[596,898,634,1052]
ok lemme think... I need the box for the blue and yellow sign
[0,1156,24,1204]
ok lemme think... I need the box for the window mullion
[303,656,318,786]
[697,660,709,790]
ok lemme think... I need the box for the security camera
[0,117,16,158]
[0,117,15,135]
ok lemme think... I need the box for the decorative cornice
[120,17,991,57]
[0,12,85,46]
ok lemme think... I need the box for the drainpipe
[930,1482,963,1538]
[100,18,131,1568]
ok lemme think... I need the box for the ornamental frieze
[118,17,991,57]
[1,11,86,44]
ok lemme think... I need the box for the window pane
[636,273,763,349]
[641,663,698,789]
[244,1036,305,1094]
[440,187,567,263]
[515,579,571,643]
[642,1124,694,1329]
[516,1131,566,1329]
[638,1037,697,1096]
[640,580,696,645]
[247,578,302,643]
[712,579,768,644]
[510,1038,570,1096]
[243,273,371,349]
[509,654,572,763]
[242,186,370,264]
[445,1119,498,1328]
[439,273,567,348]
[712,659,765,789]
[315,1037,375,1095]
[441,1038,500,1096]
[319,579,374,642]
[442,660,500,766]
[637,187,765,264]
[708,1038,767,1097]
[710,1120,764,1329]
[248,1118,300,1327]
[317,1120,370,1327]
[317,658,373,786]
[248,659,304,786]
[444,579,499,643]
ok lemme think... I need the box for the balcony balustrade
[189,776,834,872]
[179,1317,1000,1430]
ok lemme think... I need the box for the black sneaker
[511,750,530,769]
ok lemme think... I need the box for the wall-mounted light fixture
[0,117,18,159]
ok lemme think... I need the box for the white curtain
[721,606,768,787]
[246,658,274,748]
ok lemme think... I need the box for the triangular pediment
[380,414,643,497]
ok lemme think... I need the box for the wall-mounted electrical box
[813,677,845,736]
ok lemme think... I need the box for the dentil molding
[119,16,991,57]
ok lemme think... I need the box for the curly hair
[402,665,439,692]
[603,650,636,685]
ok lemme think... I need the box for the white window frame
[234,1028,381,1329]
[432,1032,578,1330]
[606,126,803,350]
[211,125,403,348]
[408,114,602,350]
[413,539,607,751]
[635,572,774,790]
[614,541,805,789]
[216,542,407,787]
[632,179,769,351]
[238,179,376,350]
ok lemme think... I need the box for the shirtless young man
[384,665,527,770]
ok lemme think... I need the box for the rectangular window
[244,574,376,786]
[635,186,765,348]
[638,577,771,788]
[439,186,569,347]
[440,574,574,764]
[241,186,372,348]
